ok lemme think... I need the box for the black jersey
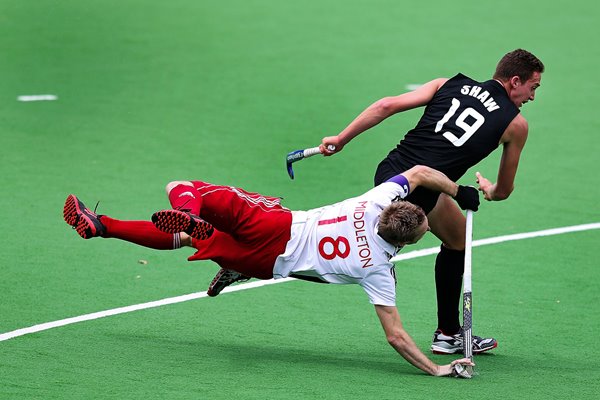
[383,73,520,182]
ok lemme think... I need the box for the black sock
[434,245,465,335]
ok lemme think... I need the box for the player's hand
[475,172,494,201]
[454,185,480,211]
[435,358,475,377]
[320,136,344,156]
[451,358,475,368]
[449,358,475,379]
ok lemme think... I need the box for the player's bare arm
[401,165,458,197]
[477,114,528,201]
[374,305,474,376]
[399,165,479,211]
[320,78,448,155]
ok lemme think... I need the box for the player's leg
[191,181,287,242]
[154,181,287,243]
[187,228,286,280]
[64,194,186,250]
[152,181,215,240]
[101,216,188,249]
[166,181,201,214]
[185,182,290,295]
[151,181,249,295]
[427,194,497,354]
[428,193,466,332]
[153,181,291,295]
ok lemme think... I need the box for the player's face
[511,71,542,108]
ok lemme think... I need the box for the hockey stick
[462,209,474,377]
[286,145,335,179]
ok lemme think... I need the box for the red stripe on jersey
[318,216,347,226]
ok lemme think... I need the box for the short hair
[378,201,426,245]
[493,49,545,82]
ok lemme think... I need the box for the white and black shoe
[207,268,251,297]
[431,328,497,354]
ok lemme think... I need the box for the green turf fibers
[1,0,599,398]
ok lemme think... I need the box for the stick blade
[452,363,474,379]
[286,150,306,179]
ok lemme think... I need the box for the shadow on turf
[108,332,430,376]
[107,332,538,379]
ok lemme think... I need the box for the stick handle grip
[463,209,474,360]
[463,209,473,292]
[303,145,335,158]
[302,146,322,158]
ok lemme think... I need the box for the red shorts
[187,181,292,279]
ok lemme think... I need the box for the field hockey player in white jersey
[63,165,478,377]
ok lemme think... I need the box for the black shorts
[374,158,440,214]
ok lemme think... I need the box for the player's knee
[442,241,465,251]
[437,230,465,251]
[165,181,194,194]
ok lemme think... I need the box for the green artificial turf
[1,0,599,398]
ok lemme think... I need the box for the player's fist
[320,136,343,156]
[454,185,480,211]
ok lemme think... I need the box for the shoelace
[70,200,100,231]
[220,270,250,283]
[221,270,240,280]
[175,198,192,212]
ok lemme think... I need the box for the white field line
[1,222,599,342]
[392,222,600,262]
[17,94,58,102]
[0,278,296,342]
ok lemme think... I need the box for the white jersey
[273,181,409,306]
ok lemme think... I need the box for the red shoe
[63,195,106,239]
[151,209,214,240]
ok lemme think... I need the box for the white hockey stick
[462,209,474,376]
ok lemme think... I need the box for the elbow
[493,192,510,201]
[492,186,514,201]
[386,332,409,350]
[406,165,431,186]
[374,97,399,116]
[411,165,430,176]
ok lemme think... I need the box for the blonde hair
[378,201,426,245]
